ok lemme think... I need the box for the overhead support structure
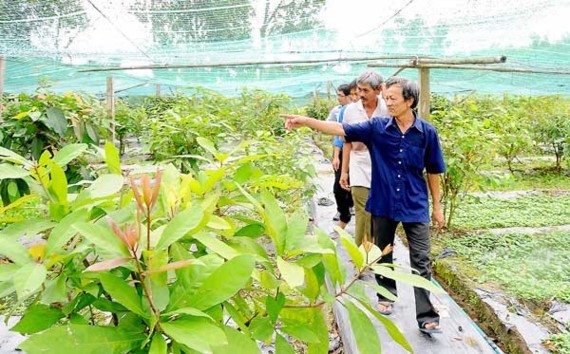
[366,56,570,119]
[79,55,428,73]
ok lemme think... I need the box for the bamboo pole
[416,56,506,65]
[106,77,115,144]
[368,63,570,75]
[0,56,5,122]
[78,55,423,73]
[418,68,430,120]
[156,84,161,97]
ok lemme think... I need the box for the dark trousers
[372,216,440,327]
[333,149,353,223]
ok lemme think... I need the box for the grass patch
[438,231,570,303]
[476,168,570,191]
[545,332,570,354]
[452,192,570,230]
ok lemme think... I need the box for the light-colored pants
[351,186,371,246]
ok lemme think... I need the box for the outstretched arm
[280,114,346,136]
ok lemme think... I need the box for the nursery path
[309,147,501,354]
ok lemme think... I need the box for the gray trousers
[372,216,440,327]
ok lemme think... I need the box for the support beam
[368,63,570,76]
[418,68,430,120]
[79,55,424,73]
[416,56,506,65]
[0,56,5,121]
[106,77,115,144]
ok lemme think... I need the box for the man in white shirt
[340,71,388,246]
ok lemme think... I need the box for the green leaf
[260,270,280,289]
[73,222,129,259]
[11,304,65,334]
[212,326,259,354]
[196,137,218,158]
[355,298,412,352]
[161,317,227,353]
[146,249,170,312]
[275,333,296,354]
[359,280,397,302]
[284,212,308,254]
[162,307,213,320]
[45,107,68,136]
[261,190,287,255]
[249,316,274,342]
[193,232,239,260]
[344,300,382,354]
[45,208,89,256]
[48,160,68,205]
[52,144,88,167]
[0,219,55,241]
[18,324,145,354]
[234,223,265,238]
[207,215,232,230]
[105,141,122,175]
[372,265,444,294]
[0,146,31,167]
[362,242,382,265]
[187,255,254,311]
[155,205,205,251]
[149,332,167,354]
[13,263,47,300]
[99,272,146,317]
[266,292,285,322]
[280,318,320,343]
[86,174,125,198]
[0,164,30,179]
[0,238,32,265]
[277,257,304,288]
[340,230,364,270]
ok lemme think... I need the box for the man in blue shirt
[281,77,445,334]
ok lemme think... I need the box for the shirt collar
[386,112,424,133]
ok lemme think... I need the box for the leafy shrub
[431,96,497,228]
[304,95,336,120]
[0,89,109,204]
[0,142,439,354]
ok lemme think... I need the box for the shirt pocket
[405,145,425,170]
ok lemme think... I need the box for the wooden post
[106,77,115,143]
[418,67,430,120]
[0,56,5,121]
[155,84,161,97]
[326,81,331,100]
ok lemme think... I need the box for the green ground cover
[437,231,570,303]
[452,192,570,230]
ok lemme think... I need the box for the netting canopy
[1,0,569,97]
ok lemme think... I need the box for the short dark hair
[348,79,357,91]
[385,77,420,110]
[337,84,351,96]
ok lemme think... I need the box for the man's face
[350,88,359,102]
[336,90,350,105]
[385,84,413,118]
[357,83,381,105]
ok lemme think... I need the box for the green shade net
[1,0,569,97]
